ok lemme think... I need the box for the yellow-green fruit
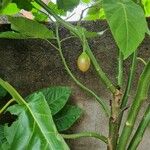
[77,52,90,72]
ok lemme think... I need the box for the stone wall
[0,21,150,150]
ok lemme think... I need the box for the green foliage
[0,31,29,39]
[31,2,48,22]
[0,85,7,99]
[54,105,83,131]
[8,16,54,39]
[103,0,147,59]
[73,26,106,39]
[0,0,12,12]
[0,0,150,149]
[27,86,71,115]
[85,8,105,20]
[128,104,150,149]
[142,0,150,16]
[12,0,32,11]
[82,0,91,3]
[0,2,20,15]
[57,0,80,11]
[84,29,106,38]
[0,78,70,149]
[0,16,55,39]
[85,2,106,21]
[4,92,69,150]
[0,125,6,144]
[0,125,8,150]
[48,1,66,16]
[0,78,83,149]
[26,86,83,132]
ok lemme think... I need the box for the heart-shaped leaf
[103,0,147,59]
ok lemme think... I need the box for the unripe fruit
[77,52,90,72]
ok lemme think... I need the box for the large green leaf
[0,31,29,39]
[0,78,69,149]
[4,93,69,150]
[54,105,83,132]
[57,0,80,11]
[7,16,54,39]
[0,85,7,99]
[27,87,71,115]
[103,0,147,59]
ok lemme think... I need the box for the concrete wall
[0,21,150,150]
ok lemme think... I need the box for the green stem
[114,51,137,141]
[83,38,116,94]
[61,132,108,144]
[47,25,110,116]
[115,51,137,138]
[0,99,15,114]
[107,50,124,150]
[35,0,116,94]
[46,39,110,116]
[127,103,150,150]
[60,36,76,43]
[0,78,25,105]
[117,60,150,150]
[121,51,137,109]
[117,51,124,88]
[34,0,79,36]
[137,57,147,65]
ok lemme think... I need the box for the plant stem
[61,132,108,144]
[127,103,150,150]
[0,79,25,105]
[107,50,124,150]
[137,57,147,65]
[113,51,138,145]
[47,25,110,116]
[117,60,150,150]
[0,99,15,114]
[114,51,137,139]
[117,50,124,88]
[121,51,137,109]
[108,89,122,150]
[60,36,76,43]
[83,38,116,94]
[35,0,79,36]
[35,0,116,94]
